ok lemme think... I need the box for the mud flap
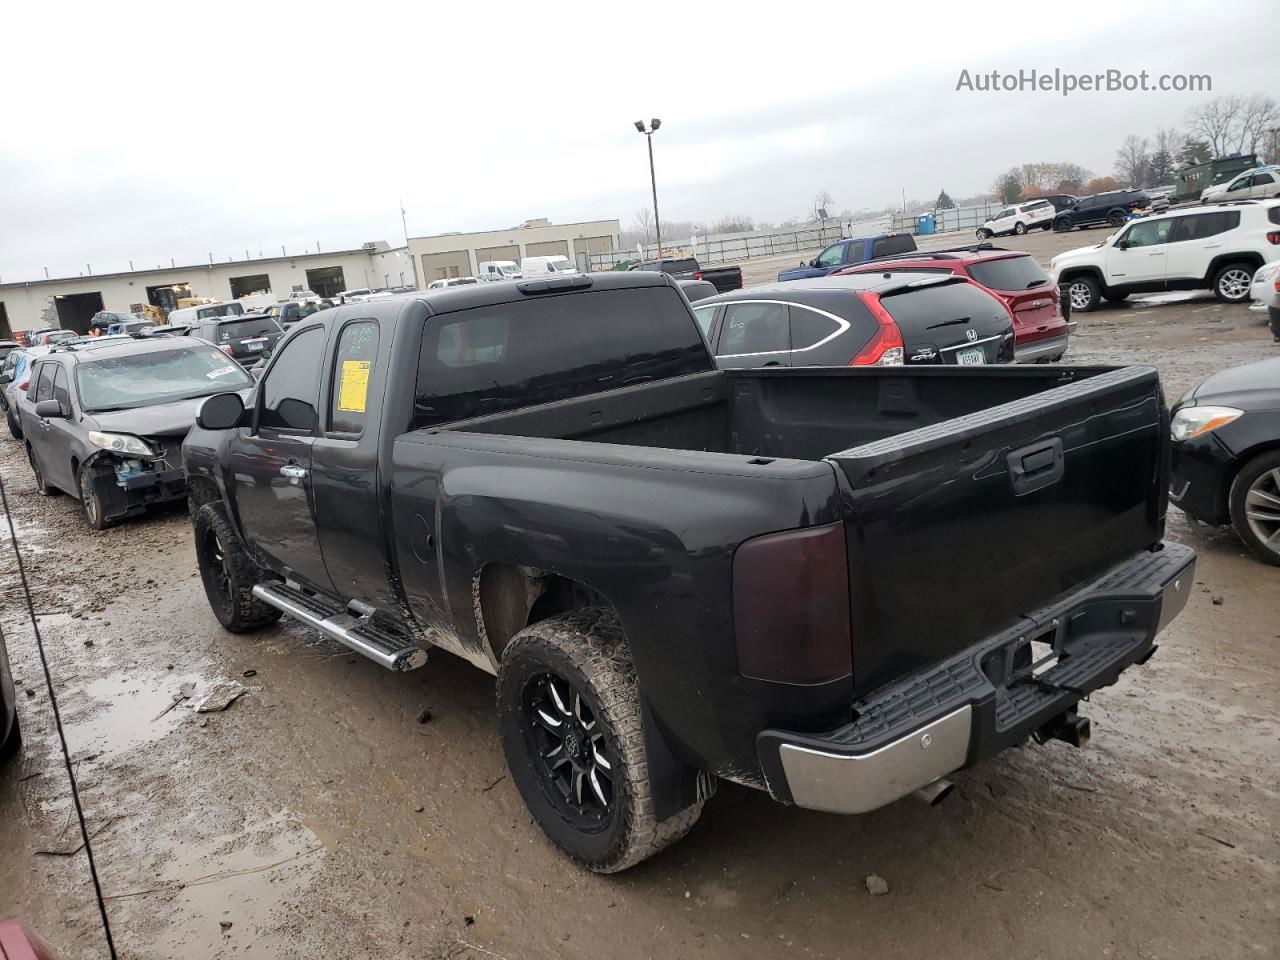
[641,697,714,821]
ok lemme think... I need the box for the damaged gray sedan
[18,337,254,530]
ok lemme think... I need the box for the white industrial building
[0,218,620,336]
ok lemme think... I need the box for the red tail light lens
[851,292,905,365]
[1266,231,1280,244]
[694,271,703,280]
[17,379,28,391]
[221,344,234,355]
[733,522,852,684]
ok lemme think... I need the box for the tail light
[694,271,704,280]
[733,522,851,684]
[220,344,234,355]
[850,292,905,365]
[17,378,28,391]
[1266,231,1280,244]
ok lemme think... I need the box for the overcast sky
[2,0,1277,282]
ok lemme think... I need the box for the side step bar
[252,582,428,672]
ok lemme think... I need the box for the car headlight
[88,431,155,456]
[1170,405,1243,442]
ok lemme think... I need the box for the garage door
[575,235,613,254]
[421,250,472,282]
[475,245,520,265]
[524,240,569,258]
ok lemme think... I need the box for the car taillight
[1266,231,1280,244]
[221,344,234,355]
[694,271,703,280]
[17,378,28,391]
[733,522,851,684]
[851,292,905,365]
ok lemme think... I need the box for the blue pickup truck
[779,232,918,281]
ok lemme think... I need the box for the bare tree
[813,190,834,218]
[1186,95,1244,156]
[1237,94,1279,156]
[1115,135,1152,187]
[632,207,653,244]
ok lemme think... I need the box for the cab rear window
[217,318,280,341]
[871,235,916,258]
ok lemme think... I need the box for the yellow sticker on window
[337,359,371,413]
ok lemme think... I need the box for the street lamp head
[634,120,646,133]
[650,118,661,131]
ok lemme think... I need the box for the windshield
[217,318,280,341]
[76,346,253,412]
[967,256,1050,291]
[550,260,575,272]
[196,303,243,319]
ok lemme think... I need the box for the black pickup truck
[183,271,1193,872]
[629,256,743,292]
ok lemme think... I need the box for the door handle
[280,464,308,480]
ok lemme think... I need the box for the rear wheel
[6,406,22,440]
[1013,221,1027,235]
[1107,211,1127,227]
[28,447,53,496]
[1229,451,1280,566]
[193,501,282,632]
[1212,263,1254,303]
[1065,275,1101,313]
[1268,307,1280,342]
[496,607,704,873]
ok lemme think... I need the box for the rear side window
[1269,206,1280,226]
[259,326,325,432]
[329,321,379,435]
[1172,211,1240,242]
[31,362,54,400]
[717,303,789,355]
[414,287,711,428]
[966,256,1050,291]
[789,306,842,350]
[1023,200,1050,212]
[871,235,915,258]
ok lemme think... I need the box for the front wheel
[1053,218,1072,232]
[78,464,112,532]
[193,501,282,632]
[1212,262,1254,303]
[975,228,992,240]
[1013,221,1027,235]
[496,608,704,873]
[1064,275,1101,313]
[1229,451,1280,566]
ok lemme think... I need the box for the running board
[251,583,428,672]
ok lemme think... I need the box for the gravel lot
[1,227,1277,959]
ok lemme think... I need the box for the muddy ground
[1,228,1277,959]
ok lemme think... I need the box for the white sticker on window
[207,366,239,379]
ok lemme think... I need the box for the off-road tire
[193,501,282,632]
[28,446,53,496]
[78,464,112,532]
[1013,221,1027,235]
[1212,262,1254,303]
[496,607,704,873]
[1064,275,1101,313]
[1228,451,1280,566]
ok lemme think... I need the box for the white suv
[1201,166,1280,204]
[1050,200,1280,312]
[977,199,1055,239]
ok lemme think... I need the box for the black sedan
[691,273,1015,368]
[1170,357,1280,565]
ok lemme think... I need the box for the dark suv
[190,314,284,362]
[1053,190,1150,231]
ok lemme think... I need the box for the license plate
[246,340,265,351]
[956,347,986,365]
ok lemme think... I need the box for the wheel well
[1058,267,1103,286]
[1205,253,1263,283]
[187,475,221,511]
[475,563,612,664]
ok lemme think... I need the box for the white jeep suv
[977,199,1055,239]
[1050,200,1280,312]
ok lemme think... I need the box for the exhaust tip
[913,778,955,807]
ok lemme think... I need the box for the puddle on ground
[62,667,209,762]
[118,810,324,954]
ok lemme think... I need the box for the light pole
[634,119,663,258]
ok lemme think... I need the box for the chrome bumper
[1014,333,1070,363]
[759,544,1194,816]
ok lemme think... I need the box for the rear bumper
[757,542,1194,814]
[1014,332,1069,363]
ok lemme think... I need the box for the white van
[478,261,521,282]
[519,255,577,276]
[167,300,245,327]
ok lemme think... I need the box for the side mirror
[196,392,246,430]
[34,399,64,419]
[1115,239,1129,250]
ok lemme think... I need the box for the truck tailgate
[830,365,1167,694]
